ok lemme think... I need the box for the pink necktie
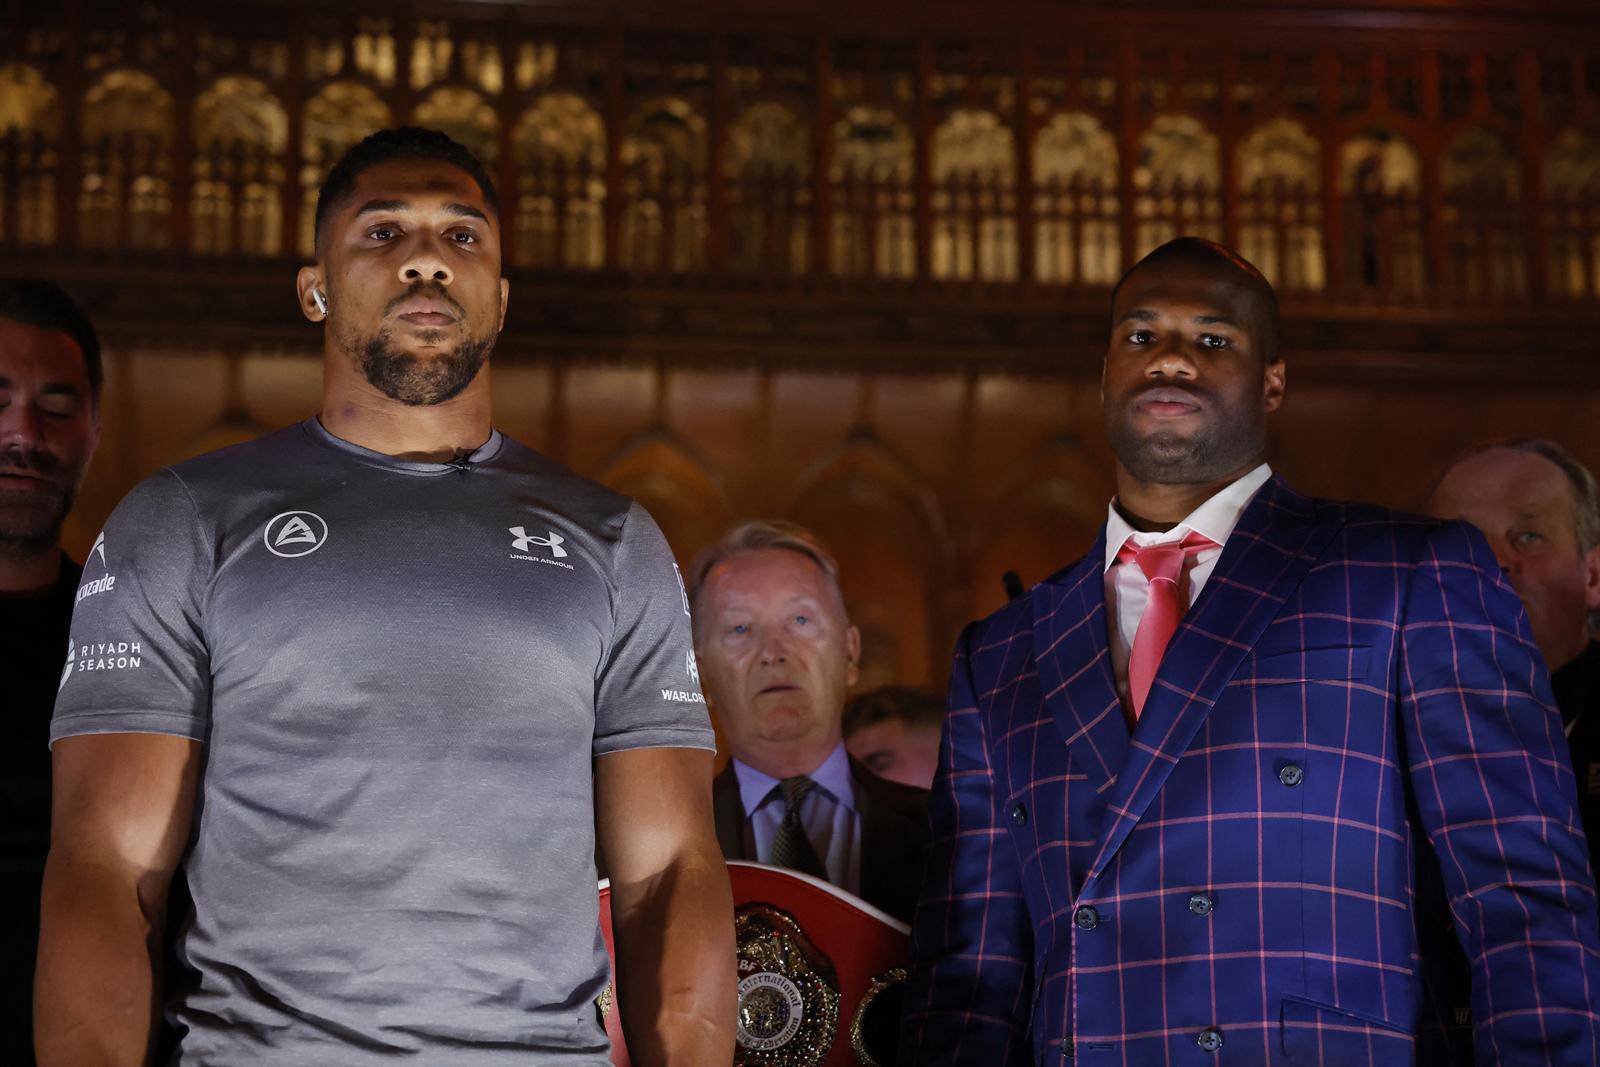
[1117,532,1218,720]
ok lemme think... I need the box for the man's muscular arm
[595,746,735,1066]
[36,733,200,1066]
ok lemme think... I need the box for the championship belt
[597,861,911,1067]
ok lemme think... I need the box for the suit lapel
[711,763,750,861]
[853,760,925,922]
[1086,476,1340,881]
[1031,529,1129,799]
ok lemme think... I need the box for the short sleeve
[50,469,212,747]
[592,501,716,756]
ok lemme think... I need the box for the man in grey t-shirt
[37,128,736,1065]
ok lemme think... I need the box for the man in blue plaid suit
[901,238,1600,1066]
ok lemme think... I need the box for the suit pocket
[1279,994,1415,1066]
[1240,645,1372,687]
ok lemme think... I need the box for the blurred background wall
[3,0,1599,693]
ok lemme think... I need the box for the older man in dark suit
[691,520,929,923]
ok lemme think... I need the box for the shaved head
[1113,238,1281,363]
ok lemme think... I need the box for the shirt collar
[733,741,858,817]
[1104,463,1273,571]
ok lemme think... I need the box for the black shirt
[0,553,79,1067]
[1553,640,1600,879]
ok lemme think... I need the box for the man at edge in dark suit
[0,279,102,1067]
[901,238,1600,1066]
[691,520,929,924]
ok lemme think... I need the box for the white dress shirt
[1103,464,1273,706]
[732,741,861,893]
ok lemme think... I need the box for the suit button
[1011,803,1027,825]
[1187,892,1215,916]
[1062,1036,1074,1059]
[1073,905,1099,930]
[1196,1027,1224,1052]
[1278,763,1304,787]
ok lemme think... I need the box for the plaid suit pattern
[902,476,1600,1066]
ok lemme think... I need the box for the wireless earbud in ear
[311,288,328,315]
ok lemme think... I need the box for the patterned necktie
[1118,532,1218,719]
[767,776,827,879]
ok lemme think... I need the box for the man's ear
[1262,356,1286,414]
[296,266,327,323]
[499,277,510,331]
[845,625,862,689]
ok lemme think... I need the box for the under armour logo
[510,526,567,557]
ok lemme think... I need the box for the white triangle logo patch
[274,516,318,547]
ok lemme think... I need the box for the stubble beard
[348,325,495,407]
[1106,400,1261,487]
[0,450,76,557]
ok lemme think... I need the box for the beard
[0,447,77,557]
[1105,386,1261,485]
[355,326,494,407]
[336,282,497,407]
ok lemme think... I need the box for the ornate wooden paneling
[7,0,1600,692]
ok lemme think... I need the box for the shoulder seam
[158,466,220,611]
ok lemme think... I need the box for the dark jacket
[712,754,929,924]
[1554,639,1600,880]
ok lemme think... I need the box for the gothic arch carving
[193,76,289,255]
[0,63,60,134]
[512,91,605,270]
[622,96,708,271]
[830,104,915,278]
[0,64,61,245]
[81,69,176,251]
[1033,111,1119,284]
[596,429,731,565]
[1235,117,1324,290]
[931,109,1017,280]
[786,432,949,688]
[1134,114,1222,257]
[727,99,812,275]
[1542,127,1600,298]
[413,86,499,164]
[1338,126,1424,293]
[297,81,393,253]
[1441,126,1525,299]
[967,435,1111,616]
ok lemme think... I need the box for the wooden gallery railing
[1,25,1598,315]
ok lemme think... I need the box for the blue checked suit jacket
[902,476,1600,1066]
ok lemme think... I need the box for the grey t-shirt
[51,418,714,1064]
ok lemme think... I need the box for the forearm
[611,846,736,1067]
[35,855,164,1067]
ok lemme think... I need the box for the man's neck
[320,363,493,463]
[736,733,843,782]
[1113,457,1266,532]
[0,546,62,596]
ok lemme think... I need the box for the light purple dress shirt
[732,741,861,894]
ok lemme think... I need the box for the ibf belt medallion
[735,903,840,1064]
